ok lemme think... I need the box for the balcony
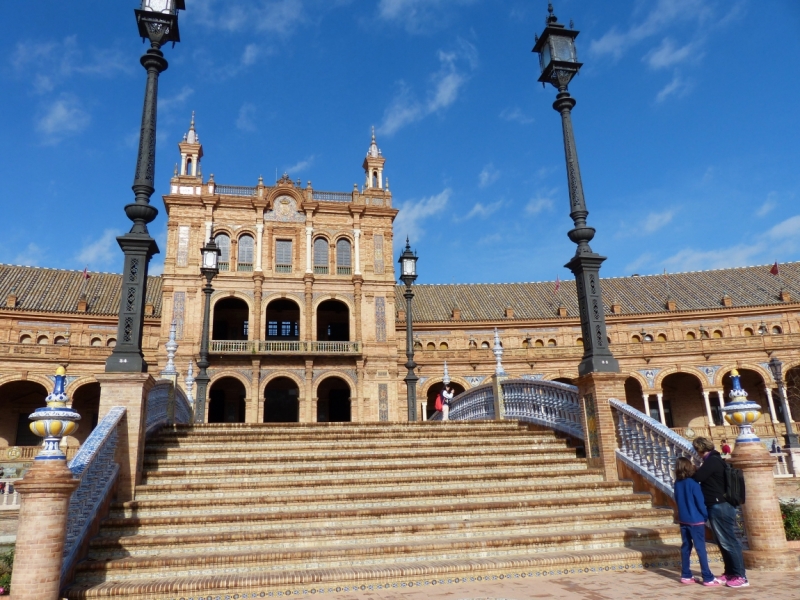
[210,340,361,355]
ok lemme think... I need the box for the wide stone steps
[63,421,688,600]
[74,525,681,585]
[132,471,606,500]
[88,508,676,560]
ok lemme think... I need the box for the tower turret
[362,126,386,190]
[178,111,203,178]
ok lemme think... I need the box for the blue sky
[2,0,799,285]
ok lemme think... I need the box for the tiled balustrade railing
[210,340,361,354]
[146,380,194,438]
[62,406,126,583]
[430,384,495,421]
[502,379,584,439]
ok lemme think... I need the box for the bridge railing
[429,384,495,421]
[62,406,126,583]
[502,379,584,439]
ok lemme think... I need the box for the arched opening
[425,381,466,419]
[213,297,249,340]
[631,334,641,343]
[372,171,378,188]
[37,335,48,345]
[0,380,48,448]
[264,377,299,422]
[785,366,800,424]
[208,377,246,423]
[534,339,544,348]
[426,342,436,351]
[54,335,67,345]
[712,329,723,339]
[71,382,100,444]
[547,339,557,347]
[316,299,349,341]
[575,337,583,346]
[624,376,644,408]
[722,369,770,421]
[414,340,423,350]
[743,327,754,337]
[317,377,351,422]
[237,235,254,271]
[553,377,575,386]
[336,238,352,275]
[215,233,231,271]
[313,237,329,275]
[107,338,116,347]
[685,331,696,340]
[772,325,783,334]
[19,334,32,344]
[91,337,102,347]
[522,339,530,349]
[439,342,449,350]
[657,333,668,342]
[661,372,706,428]
[266,298,300,340]
[186,157,192,175]
[480,341,490,349]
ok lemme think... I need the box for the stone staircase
[63,421,688,599]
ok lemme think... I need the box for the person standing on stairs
[442,383,455,421]
[674,457,721,586]
[691,437,749,589]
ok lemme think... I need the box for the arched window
[91,338,102,347]
[547,339,557,347]
[685,331,696,340]
[534,339,544,347]
[657,333,667,342]
[772,325,782,334]
[37,335,49,345]
[426,342,436,351]
[107,338,116,347]
[439,342,449,350]
[313,237,329,274]
[643,334,653,342]
[713,329,723,339]
[468,338,477,349]
[522,339,530,349]
[237,235,254,271]
[215,233,231,271]
[743,327,754,337]
[372,171,378,188]
[54,336,67,345]
[19,334,32,344]
[575,337,583,346]
[414,340,423,350]
[632,334,642,343]
[336,238,352,275]
[480,341,490,349]
[186,158,192,175]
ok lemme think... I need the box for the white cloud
[393,188,450,240]
[158,86,194,113]
[499,107,534,125]
[757,192,777,217]
[236,102,257,132]
[525,190,556,216]
[13,243,45,267]
[765,215,800,242]
[377,0,476,34]
[379,40,476,136]
[642,209,675,233]
[284,155,315,174]
[464,200,503,220]
[191,0,305,34]
[477,233,503,246]
[624,253,655,274]
[36,96,90,144]
[655,72,691,102]
[644,37,701,70]
[478,163,499,188]
[241,44,261,66]
[75,229,120,269]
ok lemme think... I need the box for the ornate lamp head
[29,367,81,460]
[135,0,185,48]
[398,237,418,287]
[532,3,582,89]
[722,368,762,442]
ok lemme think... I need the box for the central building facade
[162,120,401,423]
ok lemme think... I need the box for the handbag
[434,393,443,411]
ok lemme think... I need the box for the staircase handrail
[174,384,193,424]
[62,406,126,583]
[429,383,495,421]
[145,380,173,438]
[609,398,699,498]
[501,378,584,439]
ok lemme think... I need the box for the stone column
[728,441,799,570]
[304,276,314,342]
[642,393,650,418]
[702,390,714,425]
[95,373,155,501]
[353,229,361,275]
[304,360,314,422]
[305,226,313,273]
[252,275,263,341]
[656,393,666,426]
[355,359,365,422]
[10,460,79,600]
[353,277,363,343]
[576,372,627,482]
[255,223,264,271]
[248,358,260,423]
[764,387,779,423]
[491,374,508,421]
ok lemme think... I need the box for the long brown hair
[675,456,696,481]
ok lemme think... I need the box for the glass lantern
[201,240,220,273]
[532,6,582,86]
[398,239,418,286]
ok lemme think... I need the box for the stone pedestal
[10,460,78,600]
[576,372,627,482]
[728,441,800,570]
[96,373,155,502]
[784,446,800,476]
[491,374,507,421]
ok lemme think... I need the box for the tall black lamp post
[533,4,619,377]
[106,0,185,373]
[194,239,220,423]
[399,239,419,421]
[768,357,800,450]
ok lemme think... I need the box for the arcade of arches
[425,382,466,419]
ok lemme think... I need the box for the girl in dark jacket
[674,457,720,586]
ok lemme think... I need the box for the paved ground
[319,567,798,600]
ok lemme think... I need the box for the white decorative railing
[145,382,172,438]
[502,379,584,439]
[209,340,361,354]
[430,384,495,421]
[62,406,126,583]
[610,398,700,498]
[174,385,193,424]
[216,184,256,196]
[312,190,352,202]
[0,478,20,510]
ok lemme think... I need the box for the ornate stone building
[0,117,799,456]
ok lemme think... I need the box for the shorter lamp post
[768,356,800,450]
[194,239,220,423]
[399,239,419,422]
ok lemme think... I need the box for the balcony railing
[210,340,361,354]
[337,266,352,275]
[237,263,253,272]
[312,190,352,202]
[216,185,256,197]
[275,264,292,273]
[313,265,329,275]
[218,261,230,272]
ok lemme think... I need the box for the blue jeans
[708,502,746,578]
[680,524,715,582]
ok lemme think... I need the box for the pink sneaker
[716,574,730,584]
[702,579,723,587]
[680,578,696,584]
[726,576,749,588]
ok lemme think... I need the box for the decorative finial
[546,2,558,24]
[258,174,264,186]
[174,163,178,176]
[371,125,376,143]
[185,360,195,411]
[29,367,81,460]
[569,19,574,29]
[190,110,195,129]
[443,361,451,386]
[493,328,505,375]
[161,320,178,377]
[385,176,390,190]
[722,368,762,442]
